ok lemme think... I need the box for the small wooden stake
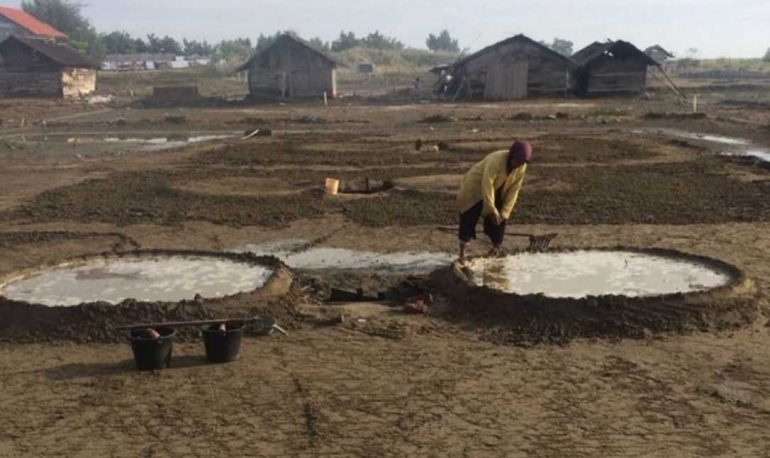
[323,91,328,107]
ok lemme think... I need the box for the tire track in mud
[272,346,323,450]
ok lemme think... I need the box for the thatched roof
[236,34,338,72]
[572,40,659,67]
[0,35,100,69]
[453,34,575,68]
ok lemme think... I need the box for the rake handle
[435,226,536,238]
[115,317,262,331]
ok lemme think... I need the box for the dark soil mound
[427,249,759,346]
[341,159,770,227]
[644,112,708,121]
[12,172,326,227]
[420,114,457,123]
[0,251,303,344]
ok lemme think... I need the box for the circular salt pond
[0,255,274,307]
[465,250,733,298]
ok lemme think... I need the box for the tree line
[97,29,461,58]
[20,0,463,61]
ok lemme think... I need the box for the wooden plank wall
[460,41,569,99]
[0,39,63,98]
[484,60,528,100]
[528,58,570,94]
[0,69,62,97]
[586,56,648,94]
[248,40,335,98]
[249,69,286,96]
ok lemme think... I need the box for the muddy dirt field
[1,85,770,457]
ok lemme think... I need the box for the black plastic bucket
[130,327,176,371]
[202,322,245,364]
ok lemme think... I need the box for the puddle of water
[0,255,273,307]
[745,150,770,162]
[234,241,453,273]
[466,250,732,299]
[7,133,234,152]
[639,129,770,162]
[683,133,748,146]
[637,129,749,146]
[102,135,231,151]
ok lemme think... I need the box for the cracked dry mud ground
[2,94,770,457]
[2,326,770,458]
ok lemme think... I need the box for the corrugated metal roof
[0,7,66,39]
[0,35,100,69]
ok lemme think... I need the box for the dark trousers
[458,189,507,246]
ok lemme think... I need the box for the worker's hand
[490,213,503,226]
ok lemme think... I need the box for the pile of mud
[341,160,770,227]
[429,248,759,346]
[446,135,656,163]
[0,250,302,343]
[643,112,708,121]
[0,231,139,250]
[198,134,654,168]
[12,172,326,227]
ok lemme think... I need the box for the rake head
[527,233,558,252]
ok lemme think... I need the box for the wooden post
[280,72,287,99]
[693,95,699,113]
[323,91,328,107]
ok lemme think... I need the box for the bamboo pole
[657,66,688,101]
[435,226,556,238]
[116,317,262,331]
[648,68,686,101]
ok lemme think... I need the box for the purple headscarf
[508,141,532,172]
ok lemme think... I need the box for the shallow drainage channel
[233,240,454,273]
[0,255,273,307]
[4,132,237,152]
[638,128,770,162]
[102,135,233,151]
[465,250,733,298]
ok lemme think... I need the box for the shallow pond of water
[102,135,232,151]
[5,133,235,152]
[465,250,732,298]
[234,240,454,273]
[0,255,273,307]
[743,150,770,162]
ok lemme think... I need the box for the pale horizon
[9,0,770,58]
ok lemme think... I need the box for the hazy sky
[32,0,770,57]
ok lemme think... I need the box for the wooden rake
[436,226,558,252]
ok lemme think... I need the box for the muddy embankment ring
[0,249,294,344]
[429,247,759,346]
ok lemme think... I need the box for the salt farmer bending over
[457,141,532,260]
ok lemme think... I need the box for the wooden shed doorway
[289,71,311,98]
[485,58,529,100]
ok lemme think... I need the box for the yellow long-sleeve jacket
[456,150,528,220]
